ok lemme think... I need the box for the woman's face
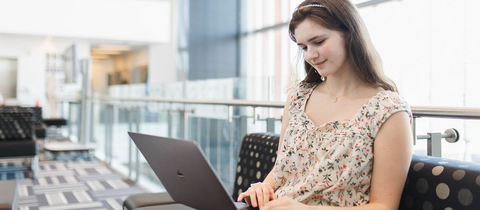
[295,18,349,78]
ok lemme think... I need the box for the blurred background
[1,0,479,192]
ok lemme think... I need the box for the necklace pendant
[333,98,337,103]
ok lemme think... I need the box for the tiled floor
[0,154,146,210]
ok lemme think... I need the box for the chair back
[399,154,480,210]
[232,133,279,200]
[0,107,35,141]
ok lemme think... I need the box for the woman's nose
[305,49,318,62]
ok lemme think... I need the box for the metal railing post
[206,119,211,159]
[89,102,94,144]
[412,117,417,145]
[104,105,113,164]
[197,117,201,146]
[239,115,248,143]
[128,108,133,179]
[266,118,275,133]
[184,104,189,139]
[135,107,141,183]
[229,116,235,185]
[68,102,73,139]
[77,102,82,143]
[427,132,442,157]
[168,103,173,137]
[217,119,221,172]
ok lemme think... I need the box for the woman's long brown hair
[289,0,398,92]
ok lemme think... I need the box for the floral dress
[273,81,412,206]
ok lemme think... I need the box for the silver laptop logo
[177,170,187,182]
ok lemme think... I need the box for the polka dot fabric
[399,154,480,210]
[232,133,279,200]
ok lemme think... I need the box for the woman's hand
[262,197,312,210]
[237,182,277,209]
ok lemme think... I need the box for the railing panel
[57,97,480,193]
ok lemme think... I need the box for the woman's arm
[263,111,413,210]
[263,95,291,189]
[237,94,292,208]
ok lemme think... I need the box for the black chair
[23,107,46,139]
[399,154,480,209]
[124,132,480,210]
[123,133,280,210]
[0,107,39,179]
[43,118,68,128]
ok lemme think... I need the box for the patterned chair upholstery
[0,107,39,179]
[231,133,279,200]
[399,154,480,210]
[29,107,46,139]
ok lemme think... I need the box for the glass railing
[58,96,480,194]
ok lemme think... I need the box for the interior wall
[92,59,114,92]
[149,43,177,85]
[0,34,90,109]
[0,58,18,99]
[0,0,171,43]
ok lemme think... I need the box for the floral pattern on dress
[273,81,412,207]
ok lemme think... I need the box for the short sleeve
[367,91,412,139]
[287,81,317,113]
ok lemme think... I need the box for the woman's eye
[302,47,307,51]
[315,40,324,45]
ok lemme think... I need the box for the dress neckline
[302,82,388,129]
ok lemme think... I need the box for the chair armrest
[43,118,67,127]
[133,204,195,210]
[123,192,176,210]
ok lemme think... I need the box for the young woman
[237,0,413,209]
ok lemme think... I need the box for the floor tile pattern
[0,159,146,210]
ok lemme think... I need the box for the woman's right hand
[237,182,278,209]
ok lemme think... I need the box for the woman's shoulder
[367,90,412,121]
[292,81,318,93]
[286,81,318,111]
[363,90,412,137]
[374,90,410,108]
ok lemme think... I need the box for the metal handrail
[411,106,480,119]
[87,96,480,120]
[93,96,285,108]
[56,95,475,187]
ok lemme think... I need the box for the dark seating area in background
[0,106,39,180]
[124,133,480,210]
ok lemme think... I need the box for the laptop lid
[128,132,251,210]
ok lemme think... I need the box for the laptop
[128,132,257,210]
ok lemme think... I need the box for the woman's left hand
[262,197,313,210]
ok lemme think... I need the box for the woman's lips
[313,60,327,68]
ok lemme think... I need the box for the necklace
[325,81,361,103]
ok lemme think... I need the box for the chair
[398,154,480,209]
[124,132,480,210]
[28,107,47,139]
[123,133,280,210]
[0,107,39,179]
